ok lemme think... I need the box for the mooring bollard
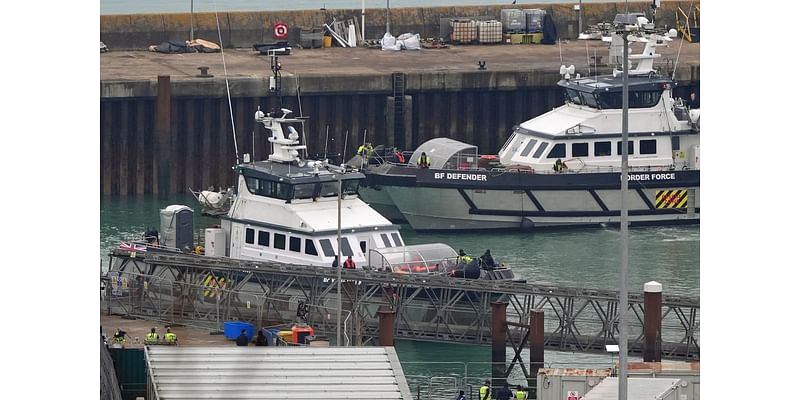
[643,281,663,362]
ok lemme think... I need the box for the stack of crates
[500,9,525,33]
[477,20,502,44]
[450,19,477,43]
[524,9,547,33]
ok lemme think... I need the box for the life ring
[273,22,289,39]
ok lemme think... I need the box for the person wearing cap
[236,329,250,346]
[515,385,527,400]
[496,382,513,400]
[145,327,159,345]
[458,249,473,265]
[479,380,492,400]
[480,249,496,270]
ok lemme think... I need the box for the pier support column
[156,75,172,198]
[643,281,663,362]
[491,301,508,394]
[378,310,395,346]
[529,309,544,396]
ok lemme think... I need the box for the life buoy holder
[273,22,289,39]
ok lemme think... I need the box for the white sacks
[381,32,421,51]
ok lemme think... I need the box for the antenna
[342,130,349,166]
[213,0,239,164]
[558,38,563,64]
[360,129,368,169]
[324,125,330,161]
[585,40,590,78]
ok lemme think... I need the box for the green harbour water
[100,194,699,392]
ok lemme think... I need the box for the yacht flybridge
[358,32,700,230]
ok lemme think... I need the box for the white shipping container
[478,20,502,43]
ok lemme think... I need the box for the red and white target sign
[566,391,580,400]
[273,22,288,39]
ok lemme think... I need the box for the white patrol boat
[358,32,699,230]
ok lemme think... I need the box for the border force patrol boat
[357,32,699,230]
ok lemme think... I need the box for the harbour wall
[100,70,699,196]
[100,1,697,50]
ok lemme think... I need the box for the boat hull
[361,166,700,230]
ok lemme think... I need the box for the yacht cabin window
[547,143,566,159]
[339,238,354,256]
[640,139,657,155]
[258,231,269,247]
[532,142,548,158]
[391,233,404,247]
[594,141,612,156]
[293,184,315,199]
[572,143,589,157]
[565,88,583,105]
[617,140,634,156]
[380,234,392,247]
[519,138,537,157]
[500,133,517,154]
[304,239,318,256]
[289,237,301,252]
[360,241,367,253]
[520,139,538,157]
[245,228,255,244]
[580,92,599,108]
[319,182,339,197]
[274,233,286,250]
[596,90,662,109]
[245,177,292,200]
[319,239,335,257]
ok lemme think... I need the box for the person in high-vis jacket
[145,327,159,345]
[515,386,527,400]
[418,152,431,168]
[164,327,177,344]
[479,380,492,400]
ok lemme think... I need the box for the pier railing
[103,251,699,360]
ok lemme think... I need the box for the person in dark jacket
[255,330,268,346]
[496,382,514,400]
[236,329,249,346]
[480,249,496,270]
[331,256,339,268]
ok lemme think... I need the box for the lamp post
[385,0,390,34]
[336,173,342,346]
[190,0,194,41]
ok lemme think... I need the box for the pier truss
[103,251,699,360]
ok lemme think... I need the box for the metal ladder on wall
[392,72,406,146]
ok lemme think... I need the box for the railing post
[529,309,544,398]
[643,281,663,362]
[491,301,508,395]
[378,310,395,346]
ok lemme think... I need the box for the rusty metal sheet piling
[643,281,663,362]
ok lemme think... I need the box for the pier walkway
[104,250,699,360]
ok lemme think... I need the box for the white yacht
[358,32,699,230]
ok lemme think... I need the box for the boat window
[598,90,662,109]
[245,228,255,244]
[319,181,339,197]
[341,179,360,195]
[532,142,548,158]
[274,233,286,250]
[547,143,566,159]
[289,237,301,252]
[319,239,335,257]
[380,233,392,247]
[564,88,583,105]
[339,238,354,256]
[572,143,588,157]
[640,139,657,155]
[597,92,622,109]
[520,139,538,157]
[293,183,315,199]
[391,233,404,247]
[500,133,517,154]
[671,136,680,151]
[594,141,612,156]
[304,239,318,256]
[617,140,634,155]
[258,231,269,247]
[245,177,292,200]
[580,92,599,108]
[360,241,367,253]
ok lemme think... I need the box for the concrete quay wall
[101,1,696,50]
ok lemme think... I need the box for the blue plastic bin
[223,321,254,340]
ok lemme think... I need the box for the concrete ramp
[145,346,412,399]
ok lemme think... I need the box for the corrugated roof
[582,377,680,400]
[146,346,412,399]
